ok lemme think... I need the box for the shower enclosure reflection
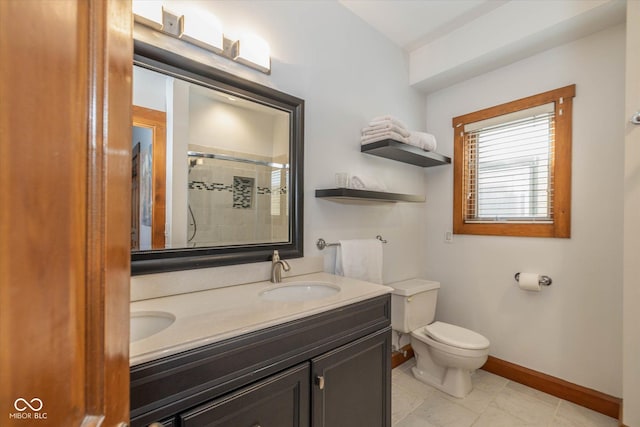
[186,151,289,247]
[132,64,290,251]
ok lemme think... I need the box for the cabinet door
[311,328,391,427]
[180,363,310,427]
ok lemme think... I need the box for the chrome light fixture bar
[133,2,271,75]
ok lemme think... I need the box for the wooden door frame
[81,0,133,424]
[1,1,132,425]
[132,105,167,250]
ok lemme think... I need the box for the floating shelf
[361,139,451,167]
[315,188,425,204]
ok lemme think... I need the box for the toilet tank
[389,279,440,333]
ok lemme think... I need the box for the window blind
[271,169,281,216]
[463,103,555,223]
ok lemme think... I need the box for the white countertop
[130,272,393,366]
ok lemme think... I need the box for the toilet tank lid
[388,279,440,296]
[425,321,490,350]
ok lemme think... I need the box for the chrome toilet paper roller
[514,272,552,291]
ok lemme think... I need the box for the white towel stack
[360,115,437,152]
[360,115,410,145]
[408,131,437,152]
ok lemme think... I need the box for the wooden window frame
[452,85,575,238]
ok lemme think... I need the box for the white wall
[623,1,640,425]
[133,66,168,112]
[423,25,625,396]
[169,79,191,247]
[189,93,282,158]
[144,0,429,284]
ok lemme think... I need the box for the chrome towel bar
[316,235,387,250]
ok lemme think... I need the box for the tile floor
[392,359,618,427]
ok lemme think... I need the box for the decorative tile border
[257,186,287,195]
[189,180,287,196]
[188,181,232,191]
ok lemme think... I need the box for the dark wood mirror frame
[131,40,304,275]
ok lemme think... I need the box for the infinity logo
[14,398,43,412]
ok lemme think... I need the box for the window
[271,169,281,216]
[452,85,575,238]
[270,168,288,217]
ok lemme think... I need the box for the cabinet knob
[315,375,325,390]
[251,424,262,427]
[147,423,163,427]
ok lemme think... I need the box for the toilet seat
[411,328,489,358]
[425,321,489,350]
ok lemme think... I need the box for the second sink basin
[260,281,340,302]
[130,311,176,342]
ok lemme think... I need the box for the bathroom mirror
[131,40,304,275]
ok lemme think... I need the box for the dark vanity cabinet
[312,331,390,427]
[180,364,310,427]
[130,295,391,427]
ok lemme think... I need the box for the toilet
[389,279,490,398]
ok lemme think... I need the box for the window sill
[454,222,569,238]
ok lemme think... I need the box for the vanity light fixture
[180,8,224,54]
[160,6,183,38]
[231,33,271,74]
[132,1,271,75]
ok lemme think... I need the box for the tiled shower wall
[187,154,288,247]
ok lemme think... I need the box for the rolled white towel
[350,175,388,192]
[369,115,408,130]
[362,123,410,138]
[361,130,408,145]
[408,131,437,151]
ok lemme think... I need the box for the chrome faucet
[271,250,290,283]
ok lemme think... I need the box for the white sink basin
[130,311,175,342]
[260,281,340,302]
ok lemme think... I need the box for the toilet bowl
[389,279,490,398]
[410,322,489,398]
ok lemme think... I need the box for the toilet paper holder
[514,272,552,286]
